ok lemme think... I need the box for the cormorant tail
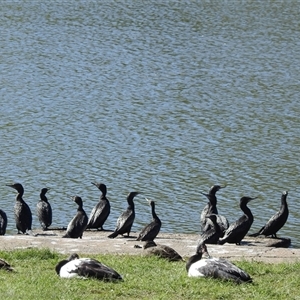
[248,232,260,237]
[248,226,265,237]
[107,231,118,239]
[217,239,226,245]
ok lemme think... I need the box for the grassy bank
[0,248,299,300]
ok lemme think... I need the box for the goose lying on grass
[186,244,252,284]
[55,253,122,281]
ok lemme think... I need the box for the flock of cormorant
[0,182,290,283]
[198,185,289,245]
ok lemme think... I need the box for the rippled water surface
[1,1,300,246]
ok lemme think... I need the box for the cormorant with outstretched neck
[200,185,229,235]
[0,209,7,235]
[36,188,52,231]
[108,192,139,238]
[136,199,161,242]
[63,196,88,239]
[198,214,222,245]
[55,253,122,280]
[186,243,252,284]
[7,183,32,234]
[86,182,110,231]
[219,196,256,245]
[249,191,289,238]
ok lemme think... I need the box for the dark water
[1,1,300,246]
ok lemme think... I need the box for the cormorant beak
[249,196,258,202]
[145,197,151,203]
[200,192,209,198]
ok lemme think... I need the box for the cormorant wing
[88,201,109,223]
[66,212,88,234]
[115,210,133,231]
[37,201,52,225]
[137,221,161,241]
[222,215,249,238]
[263,210,285,228]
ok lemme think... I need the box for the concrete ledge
[0,230,299,264]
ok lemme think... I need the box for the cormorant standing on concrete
[36,188,52,231]
[55,253,122,280]
[186,243,252,284]
[249,191,289,238]
[219,196,256,245]
[7,183,32,234]
[200,185,229,235]
[198,214,222,245]
[108,192,139,238]
[0,209,7,235]
[136,199,161,242]
[86,182,110,231]
[63,196,88,239]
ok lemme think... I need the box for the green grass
[0,248,299,300]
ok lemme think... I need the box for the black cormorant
[86,182,110,231]
[219,196,256,245]
[136,199,161,242]
[198,214,222,245]
[186,243,252,284]
[63,196,88,239]
[36,188,52,231]
[108,192,139,238]
[55,253,122,280]
[143,241,183,262]
[200,185,229,235]
[0,209,7,235]
[249,191,289,238]
[7,183,32,234]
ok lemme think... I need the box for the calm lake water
[1,1,300,246]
